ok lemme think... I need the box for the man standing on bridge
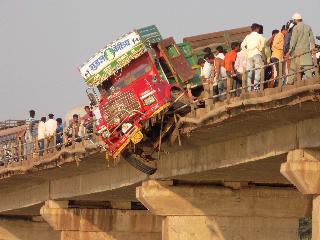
[45,113,57,153]
[241,23,266,92]
[286,13,316,84]
[24,110,36,160]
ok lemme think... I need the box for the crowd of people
[198,13,319,98]
[1,12,319,165]
[8,105,96,162]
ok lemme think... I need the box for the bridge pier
[137,180,310,240]
[281,149,320,239]
[40,200,162,240]
[0,216,59,240]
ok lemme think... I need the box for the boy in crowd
[56,118,64,146]
[225,42,241,96]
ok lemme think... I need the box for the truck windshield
[102,56,152,96]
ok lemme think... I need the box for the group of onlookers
[24,110,64,157]
[23,105,95,159]
[198,13,318,97]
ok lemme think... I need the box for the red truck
[79,26,193,174]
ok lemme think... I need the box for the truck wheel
[170,89,191,115]
[121,149,157,175]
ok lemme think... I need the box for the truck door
[158,37,194,84]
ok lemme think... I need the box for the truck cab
[97,51,172,157]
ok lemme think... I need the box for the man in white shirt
[37,117,46,156]
[241,23,265,91]
[215,46,225,60]
[235,49,247,77]
[214,46,227,97]
[45,113,57,152]
[198,58,212,80]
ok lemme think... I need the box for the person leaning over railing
[271,25,288,87]
[37,116,46,156]
[286,13,316,84]
[224,42,241,97]
[234,46,247,83]
[56,118,64,148]
[198,58,212,81]
[213,46,226,98]
[45,113,57,153]
[82,106,95,134]
[66,114,81,145]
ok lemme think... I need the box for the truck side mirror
[152,74,157,83]
[86,88,100,107]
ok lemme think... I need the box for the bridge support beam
[137,180,311,240]
[281,149,320,240]
[40,201,162,240]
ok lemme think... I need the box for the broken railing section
[0,119,101,168]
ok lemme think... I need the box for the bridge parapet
[0,49,319,179]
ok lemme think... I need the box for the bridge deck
[0,50,319,216]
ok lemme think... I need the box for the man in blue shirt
[56,118,64,147]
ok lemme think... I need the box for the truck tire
[121,149,157,175]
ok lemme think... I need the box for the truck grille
[101,91,141,125]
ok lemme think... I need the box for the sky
[0,0,319,121]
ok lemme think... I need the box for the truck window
[104,63,152,95]
[131,63,151,79]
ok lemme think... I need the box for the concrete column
[137,180,311,240]
[162,216,300,240]
[40,201,162,240]
[312,196,320,240]
[0,216,60,240]
[281,149,320,240]
[281,149,320,194]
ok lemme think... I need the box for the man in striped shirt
[24,110,36,159]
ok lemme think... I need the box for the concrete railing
[0,120,25,131]
[0,119,101,170]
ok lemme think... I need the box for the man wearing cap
[287,13,316,84]
[45,114,57,152]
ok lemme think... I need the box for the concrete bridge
[1,67,320,239]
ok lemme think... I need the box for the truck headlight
[101,130,111,139]
[113,117,121,125]
[143,95,156,106]
[121,123,132,134]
